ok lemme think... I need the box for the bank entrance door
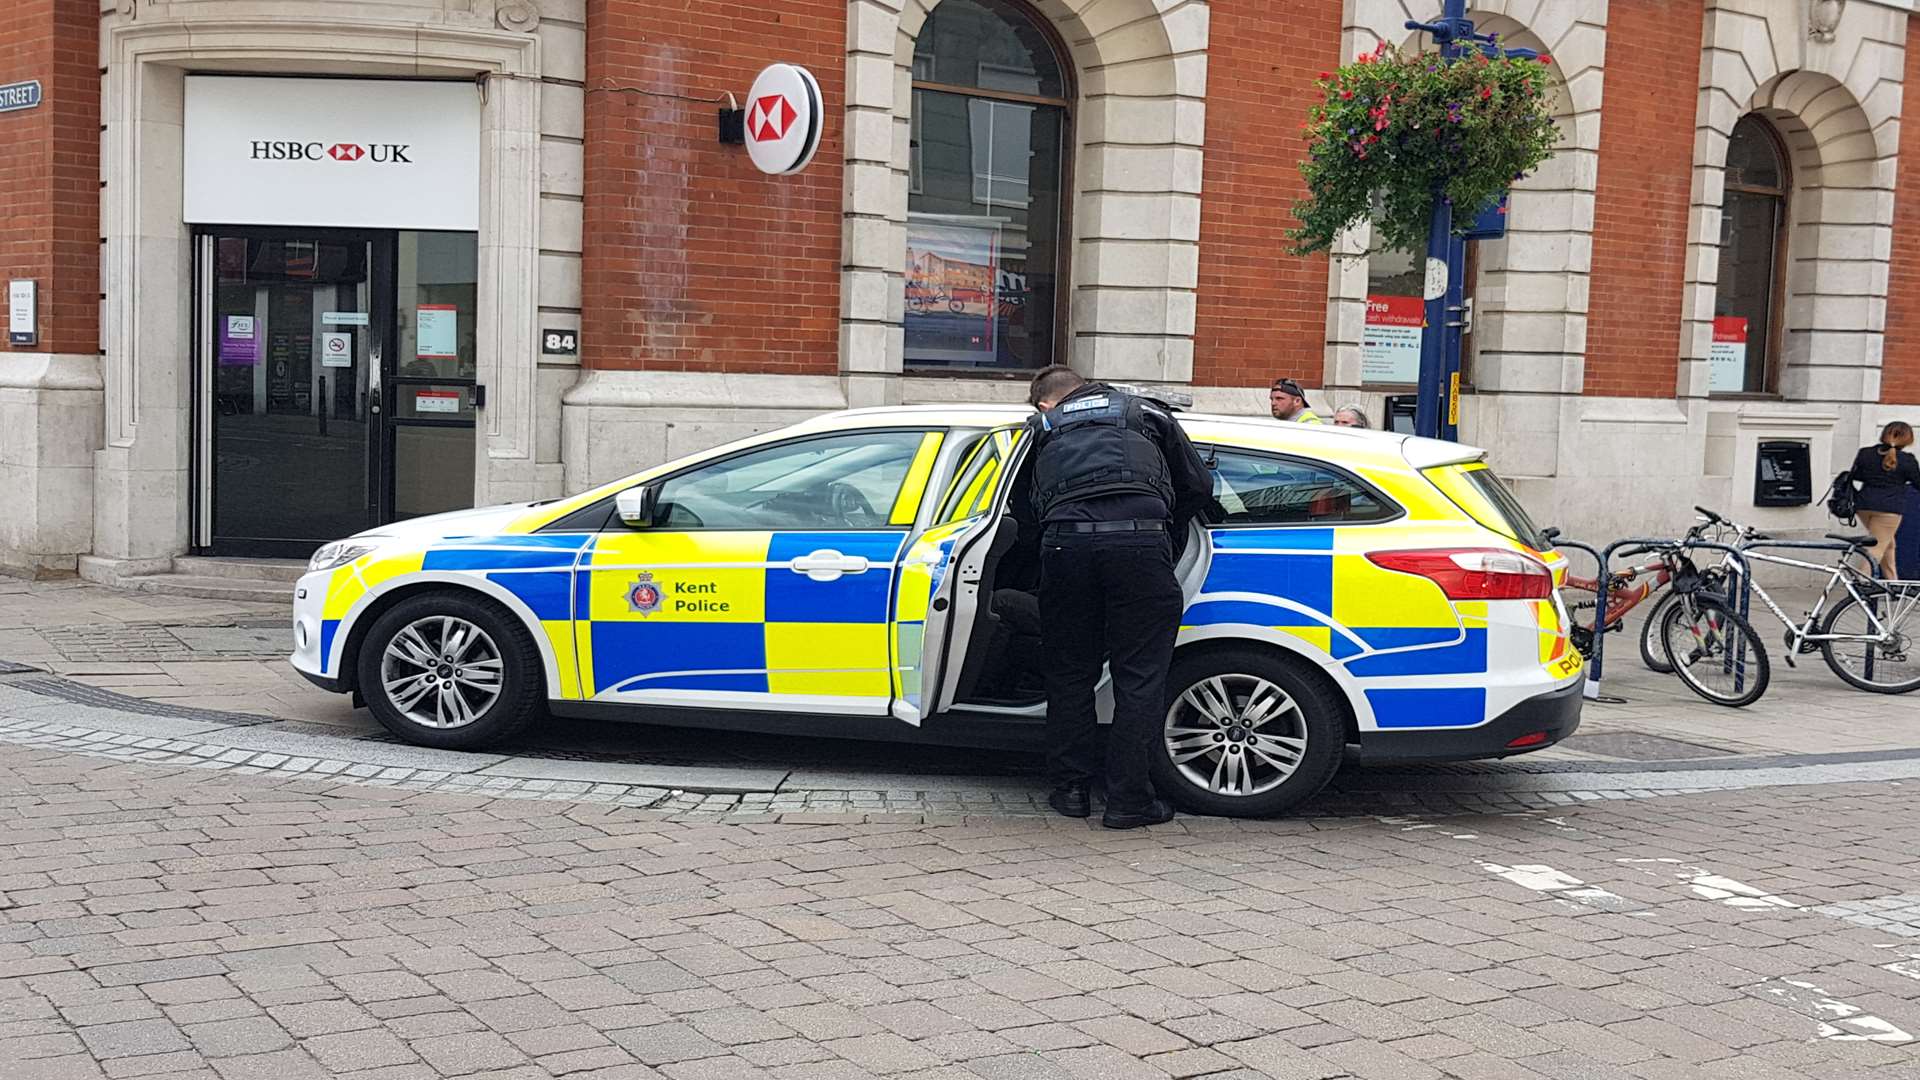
[193,228,480,557]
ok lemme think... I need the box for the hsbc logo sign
[186,76,479,230]
[248,140,412,164]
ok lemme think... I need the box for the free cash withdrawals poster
[1362,295,1423,384]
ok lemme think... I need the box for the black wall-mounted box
[1754,440,1812,507]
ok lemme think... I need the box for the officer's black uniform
[1018,382,1212,817]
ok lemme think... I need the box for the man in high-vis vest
[1019,365,1212,828]
[1269,377,1323,424]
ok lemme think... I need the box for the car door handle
[789,550,870,582]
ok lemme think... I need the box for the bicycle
[1644,525,1920,694]
[1624,537,1771,707]
[1555,508,1744,671]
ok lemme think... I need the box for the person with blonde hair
[1332,405,1371,429]
[1849,420,1920,578]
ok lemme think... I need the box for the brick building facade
[1,0,1916,575]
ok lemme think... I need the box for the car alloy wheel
[379,615,504,729]
[1163,673,1309,798]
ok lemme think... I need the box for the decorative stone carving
[1810,0,1844,42]
[497,1,540,33]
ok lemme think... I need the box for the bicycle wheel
[1818,590,1920,694]
[1639,592,1678,674]
[1659,595,1769,707]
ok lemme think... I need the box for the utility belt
[1045,519,1167,534]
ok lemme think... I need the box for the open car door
[890,426,1023,725]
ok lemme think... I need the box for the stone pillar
[0,0,104,576]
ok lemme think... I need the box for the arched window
[906,0,1071,370]
[1712,115,1790,394]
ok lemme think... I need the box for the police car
[291,405,1583,817]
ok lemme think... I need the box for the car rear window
[1428,463,1547,549]
[1208,449,1400,526]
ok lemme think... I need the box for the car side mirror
[615,486,660,529]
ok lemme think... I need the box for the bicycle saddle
[1826,533,1875,547]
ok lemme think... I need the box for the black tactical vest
[1029,387,1176,518]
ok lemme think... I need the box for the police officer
[1269,378,1323,424]
[1019,365,1212,828]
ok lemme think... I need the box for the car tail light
[1365,548,1553,600]
[1506,731,1549,749]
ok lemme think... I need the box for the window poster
[1360,295,1423,384]
[218,314,258,366]
[1710,316,1748,393]
[416,304,458,359]
[905,218,999,364]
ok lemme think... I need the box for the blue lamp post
[1405,0,1536,441]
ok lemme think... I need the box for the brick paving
[5,742,1920,1079]
[9,569,1920,1076]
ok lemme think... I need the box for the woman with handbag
[1848,421,1920,578]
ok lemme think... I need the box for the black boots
[1047,782,1091,818]
[1101,799,1175,830]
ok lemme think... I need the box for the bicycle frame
[1563,560,1672,628]
[1724,540,1913,650]
[1563,537,1752,698]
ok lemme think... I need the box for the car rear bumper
[1348,673,1585,765]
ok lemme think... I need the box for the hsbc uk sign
[742,64,823,176]
[248,141,413,164]
[185,76,479,231]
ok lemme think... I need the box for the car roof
[796,404,1484,470]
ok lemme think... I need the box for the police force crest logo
[627,572,663,616]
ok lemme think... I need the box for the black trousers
[1038,527,1184,809]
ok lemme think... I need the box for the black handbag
[1826,469,1858,525]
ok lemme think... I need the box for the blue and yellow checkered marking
[1188,527,1497,729]
[574,529,908,701]
[1365,687,1487,728]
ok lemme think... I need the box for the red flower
[1341,89,1355,99]
[1319,71,1332,80]
[1480,85,1493,100]
[1538,54,1553,65]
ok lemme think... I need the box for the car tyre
[1150,647,1345,818]
[357,591,546,750]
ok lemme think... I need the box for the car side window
[936,428,1021,524]
[652,430,931,531]
[1208,448,1398,526]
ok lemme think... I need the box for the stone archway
[1680,5,1898,408]
[1327,1,1606,475]
[841,0,1208,403]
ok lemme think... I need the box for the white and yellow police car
[292,406,1583,817]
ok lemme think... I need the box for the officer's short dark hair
[1028,365,1086,407]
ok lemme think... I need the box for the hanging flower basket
[1288,41,1561,256]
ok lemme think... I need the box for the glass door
[194,228,481,555]
[387,232,479,521]
[196,228,386,556]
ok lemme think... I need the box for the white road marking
[1752,979,1914,1042]
[1617,858,1800,910]
[1480,863,1635,911]
[1884,960,1920,982]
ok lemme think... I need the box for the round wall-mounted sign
[743,63,823,176]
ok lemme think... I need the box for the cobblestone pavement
[6,743,1920,1080]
